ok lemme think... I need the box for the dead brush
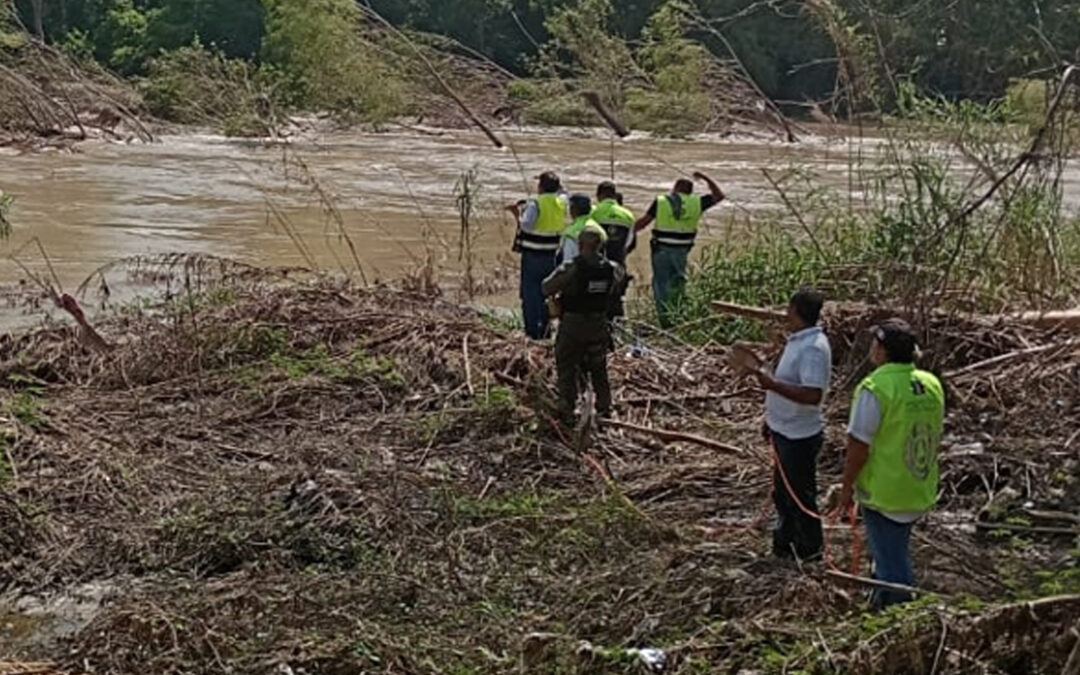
[0,279,1075,673]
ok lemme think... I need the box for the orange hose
[769,438,862,577]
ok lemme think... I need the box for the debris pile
[0,281,1076,673]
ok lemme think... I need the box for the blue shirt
[765,326,832,440]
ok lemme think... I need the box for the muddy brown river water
[1,126,1078,328]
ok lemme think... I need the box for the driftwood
[1012,308,1080,331]
[711,300,785,323]
[825,569,935,597]
[945,339,1079,378]
[582,92,630,138]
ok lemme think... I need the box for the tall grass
[655,82,1080,344]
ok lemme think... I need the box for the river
[1,125,1077,327]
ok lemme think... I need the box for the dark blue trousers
[863,507,916,609]
[520,250,557,339]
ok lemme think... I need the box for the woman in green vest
[836,318,945,609]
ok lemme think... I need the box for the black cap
[872,318,918,362]
[569,193,592,215]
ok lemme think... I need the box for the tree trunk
[29,0,44,40]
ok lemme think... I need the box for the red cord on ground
[769,439,863,577]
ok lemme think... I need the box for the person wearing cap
[507,171,569,339]
[542,223,626,424]
[835,318,945,609]
[559,194,605,263]
[592,181,636,265]
[750,287,832,561]
[634,171,725,326]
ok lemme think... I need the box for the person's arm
[755,343,829,405]
[693,171,725,209]
[519,200,540,232]
[835,389,882,511]
[561,236,579,262]
[634,200,658,232]
[755,370,823,405]
[542,261,575,297]
[836,436,870,511]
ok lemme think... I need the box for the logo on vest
[904,423,937,480]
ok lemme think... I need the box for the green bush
[140,43,271,135]
[261,0,406,123]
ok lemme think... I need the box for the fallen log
[582,92,630,138]
[1011,309,1080,331]
[604,419,753,457]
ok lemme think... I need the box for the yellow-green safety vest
[653,193,703,247]
[591,199,635,230]
[853,363,945,514]
[563,216,607,244]
[518,193,568,253]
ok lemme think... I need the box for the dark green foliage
[14,0,1080,109]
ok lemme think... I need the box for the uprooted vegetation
[0,279,1076,673]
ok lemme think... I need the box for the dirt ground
[0,279,1077,674]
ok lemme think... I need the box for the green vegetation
[7,391,47,430]
[651,87,1080,343]
[9,0,1080,134]
[0,190,12,241]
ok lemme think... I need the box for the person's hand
[753,368,775,391]
[692,171,708,181]
[828,485,854,521]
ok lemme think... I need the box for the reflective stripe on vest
[653,193,703,247]
[591,199,635,229]
[519,231,561,252]
[853,363,945,514]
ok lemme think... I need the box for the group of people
[508,169,726,341]
[511,171,946,608]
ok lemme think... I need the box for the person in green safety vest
[634,171,725,327]
[506,171,569,339]
[835,318,946,609]
[559,194,605,263]
[592,181,635,265]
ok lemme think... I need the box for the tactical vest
[561,258,615,315]
[853,363,946,513]
[653,193,703,247]
[519,193,568,252]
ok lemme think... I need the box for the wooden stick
[975,521,1079,536]
[712,300,785,323]
[462,333,474,396]
[604,419,752,457]
[825,569,937,597]
[582,92,629,137]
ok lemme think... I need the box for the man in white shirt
[752,288,832,560]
